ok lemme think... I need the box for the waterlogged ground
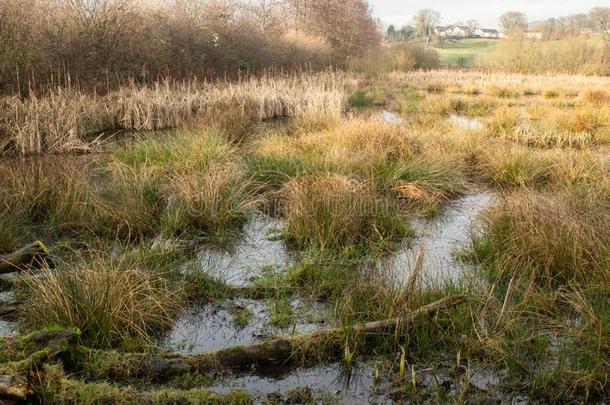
[160,187,497,401]
[449,113,483,130]
[203,360,515,404]
[382,191,495,284]
[0,290,16,337]
[197,215,293,287]
[164,297,331,354]
[209,362,385,404]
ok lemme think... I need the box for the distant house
[435,25,468,38]
[480,29,500,39]
[524,31,543,40]
[436,26,500,39]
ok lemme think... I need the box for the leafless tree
[414,9,440,43]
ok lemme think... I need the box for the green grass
[112,131,234,172]
[435,39,497,67]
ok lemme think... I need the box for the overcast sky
[370,0,608,29]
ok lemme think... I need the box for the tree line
[0,0,380,94]
[384,7,610,43]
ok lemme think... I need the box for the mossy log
[94,295,466,382]
[0,375,27,402]
[0,330,82,401]
[0,297,465,399]
[0,242,49,275]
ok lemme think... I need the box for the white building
[436,26,500,39]
[480,28,500,39]
[524,31,543,40]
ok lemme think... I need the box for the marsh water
[160,189,497,402]
[208,362,385,404]
[197,215,293,287]
[449,113,483,130]
[0,290,17,337]
[378,110,403,124]
[163,297,331,354]
[382,191,495,284]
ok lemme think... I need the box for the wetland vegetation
[1,1,610,404]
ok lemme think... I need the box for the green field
[434,38,498,67]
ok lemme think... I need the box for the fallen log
[0,242,49,275]
[0,375,27,402]
[90,295,466,381]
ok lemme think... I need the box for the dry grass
[18,253,183,348]
[389,69,610,97]
[251,118,418,176]
[249,117,467,210]
[0,72,349,155]
[162,162,259,235]
[0,158,113,232]
[485,106,607,149]
[281,174,409,250]
[479,188,610,285]
[488,37,610,75]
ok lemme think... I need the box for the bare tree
[414,9,440,43]
[466,19,479,37]
[589,7,610,39]
[499,11,527,35]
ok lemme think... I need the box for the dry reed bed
[0,72,350,155]
[390,69,610,96]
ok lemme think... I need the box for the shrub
[348,44,439,76]
[488,37,610,75]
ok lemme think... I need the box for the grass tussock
[162,163,259,236]
[112,131,234,173]
[472,143,607,189]
[485,106,608,149]
[0,158,114,234]
[475,189,610,285]
[18,253,183,348]
[281,174,410,251]
[467,183,610,401]
[421,96,495,117]
[376,157,467,210]
[249,117,467,210]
